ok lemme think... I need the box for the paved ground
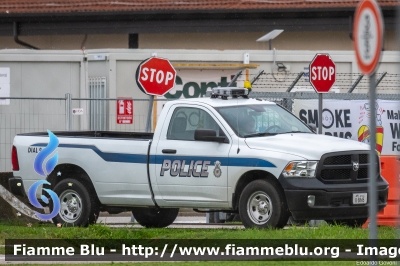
[98,215,245,229]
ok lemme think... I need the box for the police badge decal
[214,161,222,178]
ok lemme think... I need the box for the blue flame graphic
[27,130,61,221]
[28,180,60,221]
[34,130,59,176]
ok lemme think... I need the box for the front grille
[323,155,351,165]
[358,168,368,179]
[321,169,352,180]
[359,154,369,164]
[318,151,379,183]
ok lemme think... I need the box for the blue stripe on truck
[32,143,276,168]
[152,155,276,168]
[33,143,147,163]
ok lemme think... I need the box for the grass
[0,221,398,244]
[1,221,398,265]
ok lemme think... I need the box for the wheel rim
[247,191,273,225]
[59,189,83,223]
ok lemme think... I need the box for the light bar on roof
[210,87,249,99]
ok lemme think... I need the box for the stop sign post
[309,54,336,134]
[353,0,384,246]
[135,57,177,132]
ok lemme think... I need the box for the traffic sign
[353,0,384,75]
[309,54,336,93]
[135,57,177,96]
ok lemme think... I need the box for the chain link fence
[242,72,398,93]
[70,98,152,132]
[249,91,400,112]
[0,98,66,172]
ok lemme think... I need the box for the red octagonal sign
[136,57,177,96]
[309,54,336,93]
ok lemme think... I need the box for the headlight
[282,161,318,178]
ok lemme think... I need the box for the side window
[167,107,226,141]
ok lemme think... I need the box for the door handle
[162,149,176,154]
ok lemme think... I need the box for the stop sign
[309,54,336,93]
[135,57,176,96]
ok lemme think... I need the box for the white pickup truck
[9,88,388,229]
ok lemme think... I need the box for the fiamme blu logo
[27,130,60,220]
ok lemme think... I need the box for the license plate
[353,193,367,205]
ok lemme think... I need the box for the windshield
[215,104,313,138]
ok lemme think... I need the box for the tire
[51,178,99,227]
[132,207,179,228]
[325,218,367,227]
[239,180,289,229]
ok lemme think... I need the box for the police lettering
[160,159,211,177]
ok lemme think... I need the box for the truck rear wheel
[51,178,99,227]
[239,180,289,229]
[132,207,179,228]
[325,218,367,227]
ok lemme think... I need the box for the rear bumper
[8,177,27,197]
[279,175,389,221]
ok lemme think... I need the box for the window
[216,104,312,137]
[89,77,107,131]
[167,107,225,141]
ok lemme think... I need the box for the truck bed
[18,131,154,140]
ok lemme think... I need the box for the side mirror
[194,129,229,143]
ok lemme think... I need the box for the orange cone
[363,156,400,228]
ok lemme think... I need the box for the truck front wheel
[132,207,179,228]
[239,180,289,229]
[51,178,99,227]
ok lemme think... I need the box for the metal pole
[348,74,364,93]
[227,70,242,87]
[145,95,154,132]
[65,93,72,131]
[396,0,400,246]
[287,72,305,92]
[251,70,264,85]
[318,93,323,134]
[368,73,378,251]
[375,71,387,87]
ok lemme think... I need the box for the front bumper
[279,175,389,221]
